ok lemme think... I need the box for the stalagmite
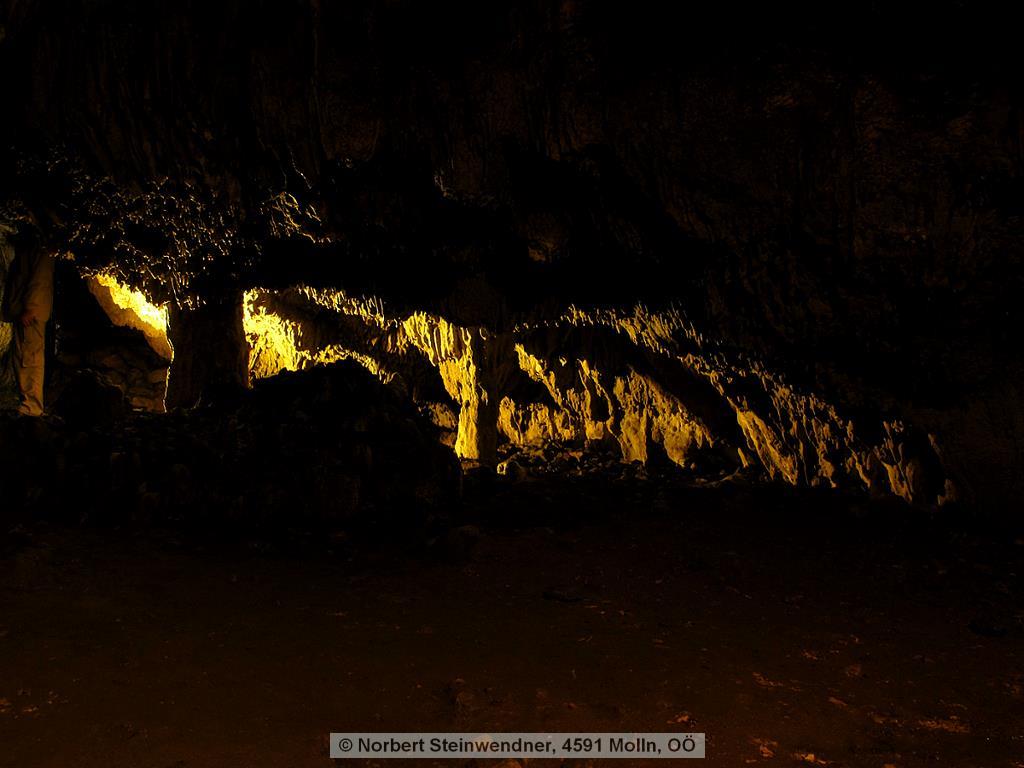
[165,291,250,409]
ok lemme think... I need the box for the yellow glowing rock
[88,274,172,360]
[237,289,951,503]
[243,293,302,377]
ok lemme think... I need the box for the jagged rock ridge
[1,0,1021,512]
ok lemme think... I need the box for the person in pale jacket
[1,233,55,417]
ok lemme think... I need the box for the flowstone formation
[2,0,1021,512]
[238,288,952,505]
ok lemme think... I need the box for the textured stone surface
[86,275,171,361]
[240,289,953,504]
[1,0,1021,512]
[165,291,250,409]
[48,267,169,412]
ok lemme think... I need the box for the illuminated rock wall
[2,0,1020,512]
[241,289,952,505]
[86,275,172,362]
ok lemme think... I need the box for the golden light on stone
[87,273,172,361]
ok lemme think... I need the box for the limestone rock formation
[238,289,952,504]
[0,0,1020,513]
[86,275,172,361]
[45,267,169,412]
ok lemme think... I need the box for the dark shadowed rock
[53,370,129,429]
[1,360,461,534]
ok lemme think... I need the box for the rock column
[165,291,250,409]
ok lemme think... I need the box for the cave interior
[1,2,1023,766]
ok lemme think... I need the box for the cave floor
[1,476,1023,768]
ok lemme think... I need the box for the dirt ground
[2,474,1023,768]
